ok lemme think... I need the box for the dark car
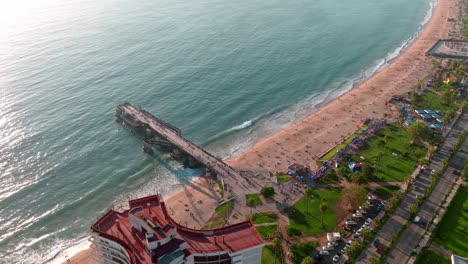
[344,225,352,231]
[373,239,380,248]
[419,221,427,228]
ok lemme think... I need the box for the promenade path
[356,111,467,264]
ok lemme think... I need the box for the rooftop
[91,195,264,264]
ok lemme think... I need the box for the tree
[346,241,363,259]
[301,256,313,264]
[304,187,314,213]
[320,202,328,227]
[360,227,372,242]
[362,163,373,178]
[338,166,352,178]
[409,203,418,216]
[272,237,281,264]
[407,122,430,144]
[441,90,455,106]
[411,92,423,106]
[341,186,368,211]
[260,186,275,198]
[369,256,381,264]
[351,171,368,185]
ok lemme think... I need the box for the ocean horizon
[0,0,433,262]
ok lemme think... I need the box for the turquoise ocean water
[0,0,433,262]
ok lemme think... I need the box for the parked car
[332,253,343,263]
[377,204,384,211]
[353,213,363,218]
[414,216,421,223]
[419,220,427,228]
[346,240,353,247]
[358,209,367,214]
[353,233,360,239]
[319,250,329,256]
[330,241,339,247]
[345,220,357,226]
[344,225,352,231]
[365,218,373,226]
[373,239,380,248]
[355,228,363,236]
[323,245,334,251]
[381,200,388,206]
[368,195,376,200]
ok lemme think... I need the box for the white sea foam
[215,0,438,161]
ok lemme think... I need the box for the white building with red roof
[90,195,265,264]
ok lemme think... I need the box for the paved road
[356,111,467,264]
[385,112,467,264]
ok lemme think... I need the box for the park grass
[262,245,282,264]
[256,224,278,239]
[415,248,450,264]
[319,170,340,184]
[286,188,342,236]
[372,185,401,199]
[215,180,224,198]
[276,173,292,183]
[291,241,319,264]
[203,200,235,229]
[320,125,369,161]
[416,91,459,113]
[246,193,263,206]
[247,211,277,224]
[433,186,468,255]
[353,124,426,182]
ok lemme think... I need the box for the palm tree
[272,237,281,264]
[304,188,314,213]
[320,202,328,227]
[301,256,313,264]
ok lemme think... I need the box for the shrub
[287,226,301,237]
[261,186,275,198]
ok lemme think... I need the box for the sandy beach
[64,0,459,263]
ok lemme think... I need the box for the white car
[323,245,334,251]
[332,254,342,263]
[346,240,353,247]
[358,209,367,214]
[352,213,362,218]
[368,195,376,200]
[319,250,330,256]
[330,241,339,247]
[345,220,357,225]
[355,227,363,236]
[365,218,373,226]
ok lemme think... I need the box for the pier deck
[117,103,240,181]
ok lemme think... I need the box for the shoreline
[62,0,458,262]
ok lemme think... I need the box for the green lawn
[215,180,224,198]
[320,125,369,161]
[353,124,426,182]
[286,188,342,236]
[247,211,277,224]
[291,241,319,264]
[256,224,278,239]
[203,200,235,229]
[415,248,450,264]
[373,185,401,199]
[416,91,459,113]
[246,194,263,206]
[262,245,282,264]
[276,174,292,183]
[433,186,468,255]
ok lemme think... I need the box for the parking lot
[314,196,385,263]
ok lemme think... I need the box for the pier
[116,103,240,180]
